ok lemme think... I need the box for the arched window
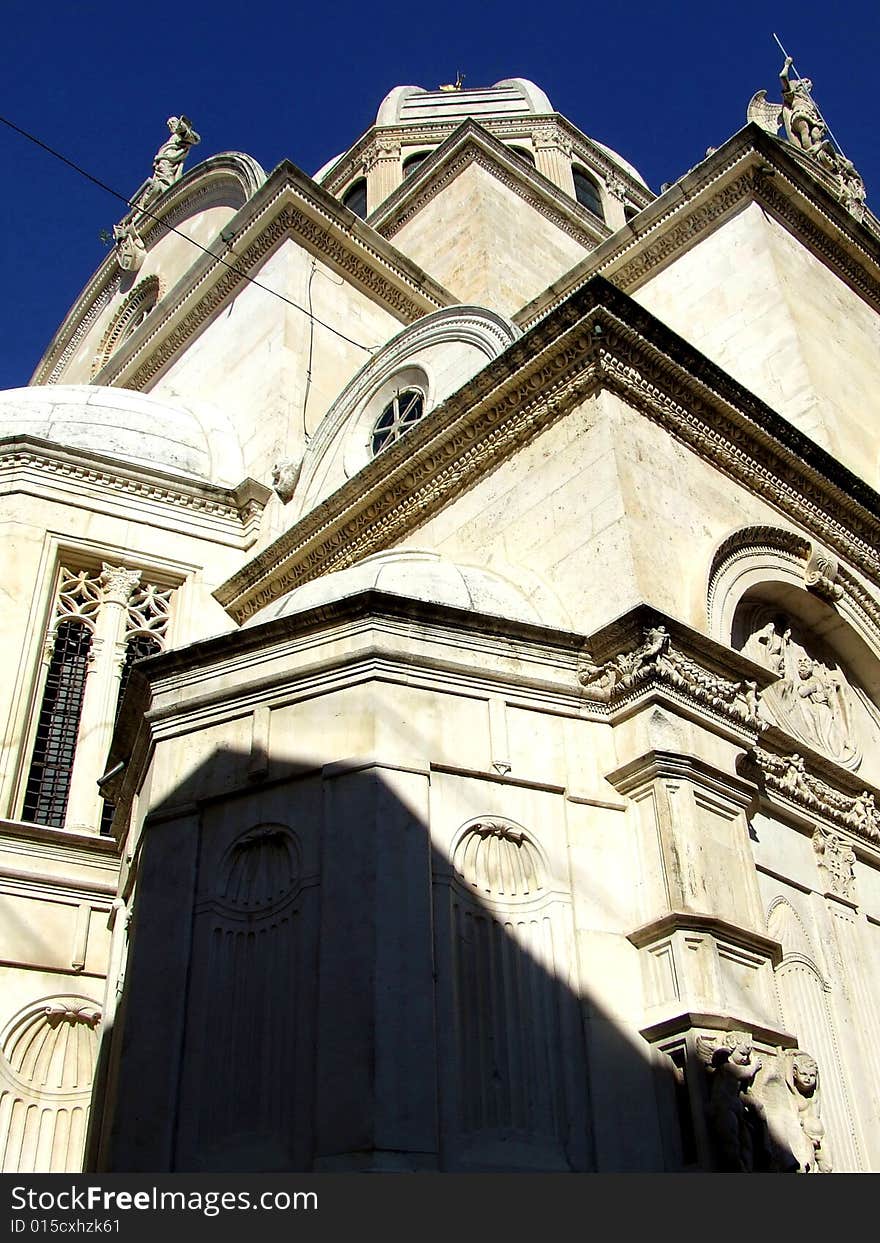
[624,203,639,223]
[508,145,535,166]
[402,152,430,177]
[22,619,93,828]
[371,388,425,455]
[342,178,368,219]
[572,166,604,220]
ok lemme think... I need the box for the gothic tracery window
[22,563,174,833]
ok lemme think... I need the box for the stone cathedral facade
[1,73,879,1173]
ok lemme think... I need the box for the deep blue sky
[2,0,878,390]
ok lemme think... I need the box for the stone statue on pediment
[746,59,868,221]
[779,57,830,157]
[135,115,200,212]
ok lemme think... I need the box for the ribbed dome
[247,550,542,626]
[0,384,213,479]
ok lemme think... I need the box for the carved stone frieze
[578,622,763,729]
[812,825,857,899]
[750,745,880,844]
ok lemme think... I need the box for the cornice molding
[321,113,653,208]
[369,124,609,247]
[0,435,271,540]
[215,276,880,624]
[32,153,268,386]
[517,128,880,328]
[33,163,457,393]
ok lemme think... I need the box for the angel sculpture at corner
[746,54,866,221]
[696,1031,768,1172]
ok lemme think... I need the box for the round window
[371,389,425,455]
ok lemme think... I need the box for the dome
[592,139,650,189]
[375,78,554,127]
[0,384,212,479]
[246,550,543,626]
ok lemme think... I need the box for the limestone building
[1,73,879,1173]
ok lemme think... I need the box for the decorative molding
[32,153,267,387]
[578,621,764,730]
[812,825,857,900]
[0,438,272,539]
[216,279,880,623]
[323,114,652,208]
[109,195,450,392]
[750,746,880,844]
[518,132,880,330]
[375,133,608,246]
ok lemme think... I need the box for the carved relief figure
[740,607,862,768]
[756,1049,832,1172]
[813,827,857,899]
[112,221,146,272]
[697,1031,767,1172]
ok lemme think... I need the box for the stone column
[365,135,402,213]
[532,125,574,195]
[604,175,629,230]
[65,564,140,832]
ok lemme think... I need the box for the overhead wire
[0,112,378,354]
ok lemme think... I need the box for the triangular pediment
[215,275,880,625]
[367,121,609,313]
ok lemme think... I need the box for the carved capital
[100,563,142,606]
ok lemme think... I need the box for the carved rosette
[578,623,763,730]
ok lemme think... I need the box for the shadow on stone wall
[83,739,808,1174]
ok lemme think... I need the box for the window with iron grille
[22,564,174,834]
[22,620,93,828]
[371,389,425,455]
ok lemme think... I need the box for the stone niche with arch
[710,527,880,785]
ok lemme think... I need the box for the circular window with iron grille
[92,275,162,375]
[371,388,425,455]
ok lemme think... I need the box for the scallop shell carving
[221,825,300,908]
[453,820,544,897]
[1,997,101,1094]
